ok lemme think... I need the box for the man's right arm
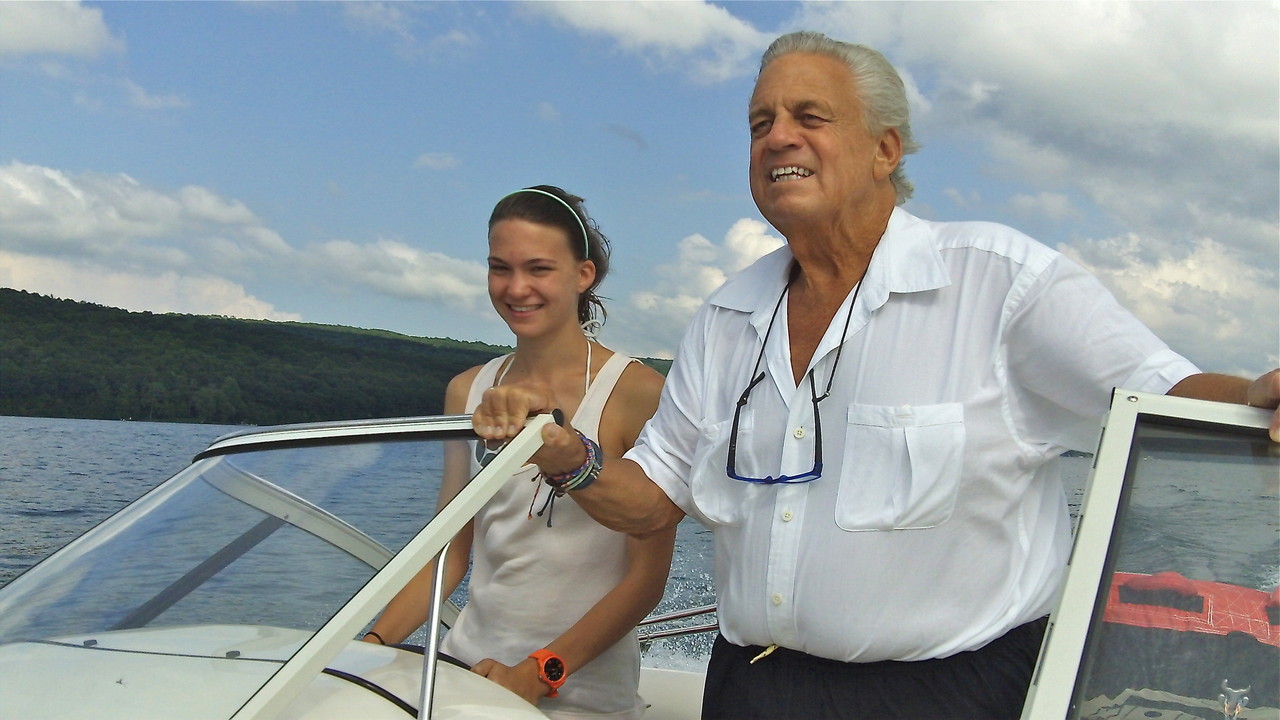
[572,456,686,536]
[472,385,686,535]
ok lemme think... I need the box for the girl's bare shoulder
[601,360,665,450]
[445,362,490,414]
[618,360,665,404]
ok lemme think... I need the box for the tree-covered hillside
[0,288,508,425]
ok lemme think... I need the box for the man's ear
[873,127,903,181]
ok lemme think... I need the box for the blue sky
[1,1,1276,377]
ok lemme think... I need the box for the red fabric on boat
[1103,571,1279,648]
[1123,570,1197,595]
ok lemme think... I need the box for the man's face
[748,52,895,233]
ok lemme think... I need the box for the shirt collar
[858,207,952,314]
[710,207,951,319]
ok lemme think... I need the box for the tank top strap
[572,352,636,439]
[465,354,514,413]
[463,351,633,438]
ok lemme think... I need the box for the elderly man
[475,31,1280,719]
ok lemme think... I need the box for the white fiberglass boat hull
[0,624,546,719]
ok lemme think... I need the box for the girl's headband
[503,187,590,258]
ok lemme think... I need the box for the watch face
[543,656,565,682]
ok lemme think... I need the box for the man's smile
[770,166,814,182]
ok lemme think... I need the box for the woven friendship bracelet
[543,431,602,494]
[559,437,601,493]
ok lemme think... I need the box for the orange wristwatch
[528,649,566,698]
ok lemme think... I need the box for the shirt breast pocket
[835,403,965,532]
[689,416,766,527]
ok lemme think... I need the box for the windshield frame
[0,413,559,720]
[1020,391,1276,718]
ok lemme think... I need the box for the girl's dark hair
[488,185,611,327]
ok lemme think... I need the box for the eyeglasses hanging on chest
[726,264,862,485]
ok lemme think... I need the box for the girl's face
[487,218,595,339]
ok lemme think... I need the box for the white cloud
[538,102,561,124]
[0,160,497,329]
[531,1,772,83]
[177,186,257,225]
[1184,202,1279,263]
[0,161,296,320]
[122,79,190,110]
[1007,192,1079,223]
[803,2,1277,143]
[343,1,416,44]
[310,239,489,308]
[608,218,784,357]
[982,132,1075,189]
[0,250,299,322]
[427,29,475,54]
[0,162,276,266]
[414,153,460,171]
[342,2,474,59]
[944,188,981,208]
[0,1,123,57]
[0,4,185,115]
[1060,234,1278,376]
[799,3,1277,243]
[1,163,171,246]
[897,66,932,118]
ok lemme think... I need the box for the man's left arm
[1167,369,1280,440]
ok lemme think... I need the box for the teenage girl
[365,185,673,719]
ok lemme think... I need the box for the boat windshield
[0,415,548,719]
[1021,392,1278,720]
[1071,413,1279,717]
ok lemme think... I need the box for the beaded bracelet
[545,432,600,492]
[543,431,602,494]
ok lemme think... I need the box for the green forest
[1,289,672,426]
[0,288,513,425]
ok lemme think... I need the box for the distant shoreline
[0,288,671,426]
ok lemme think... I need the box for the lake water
[0,414,1104,670]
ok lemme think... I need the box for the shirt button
[781,510,794,522]
[771,594,784,606]
[793,427,806,439]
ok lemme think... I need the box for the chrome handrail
[638,603,716,627]
[637,603,718,643]
[420,543,450,719]
[639,622,719,642]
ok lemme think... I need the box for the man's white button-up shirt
[626,207,1198,662]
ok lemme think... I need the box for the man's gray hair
[760,31,920,205]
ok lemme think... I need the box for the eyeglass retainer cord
[729,261,863,483]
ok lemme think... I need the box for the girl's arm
[365,523,472,645]
[364,368,480,645]
[472,361,674,703]
[471,526,675,703]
